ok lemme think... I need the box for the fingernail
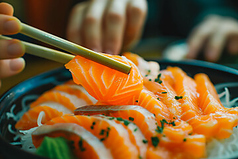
[4,18,20,33]
[7,41,24,56]
[10,58,25,72]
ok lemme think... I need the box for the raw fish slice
[195,73,238,138]
[102,116,148,159]
[143,76,182,119]
[162,120,193,143]
[180,134,206,158]
[34,102,72,114]
[195,73,224,113]
[195,73,238,119]
[45,115,139,159]
[166,67,201,120]
[123,52,160,80]
[53,84,97,104]
[30,90,81,111]
[167,67,221,138]
[75,105,158,144]
[146,133,206,159]
[159,70,175,87]
[65,54,143,105]
[212,112,238,139]
[128,89,171,123]
[32,123,113,159]
[15,106,63,130]
[146,147,172,159]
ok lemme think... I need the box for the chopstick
[19,23,131,74]
[0,35,74,64]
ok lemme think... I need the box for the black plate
[0,60,238,159]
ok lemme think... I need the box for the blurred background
[1,0,238,95]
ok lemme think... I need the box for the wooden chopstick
[19,23,131,74]
[0,35,74,64]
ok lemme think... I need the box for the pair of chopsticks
[0,23,131,74]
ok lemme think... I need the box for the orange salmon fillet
[65,54,143,105]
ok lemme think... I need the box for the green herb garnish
[175,96,183,100]
[142,139,148,144]
[151,136,160,147]
[129,117,134,121]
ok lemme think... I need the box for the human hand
[66,0,147,55]
[187,15,238,62]
[0,2,25,88]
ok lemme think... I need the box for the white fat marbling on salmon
[38,102,72,114]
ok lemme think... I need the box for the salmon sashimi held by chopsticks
[65,54,143,105]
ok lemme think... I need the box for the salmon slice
[30,90,81,112]
[159,70,175,87]
[102,115,148,159]
[212,112,238,139]
[143,76,182,119]
[75,105,158,145]
[147,133,206,159]
[126,89,171,123]
[166,67,201,120]
[195,73,238,138]
[123,52,160,80]
[168,67,238,139]
[180,134,206,158]
[166,67,220,138]
[44,115,139,159]
[195,73,224,113]
[162,120,193,143]
[15,106,63,130]
[53,84,97,105]
[65,54,143,105]
[32,123,113,159]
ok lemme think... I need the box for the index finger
[102,0,128,55]
[123,0,147,50]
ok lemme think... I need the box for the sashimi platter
[1,52,238,159]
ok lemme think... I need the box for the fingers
[187,15,220,60]
[0,14,21,35]
[0,2,14,16]
[123,0,147,50]
[67,2,88,45]
[0,58,25,79]
[67,0,147,55]
[82,0,108,52]
[102,0,128,54]
[204,30,226,62]
[0,39,25,59]
[188,16,238,62]
[203,18,238,61]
